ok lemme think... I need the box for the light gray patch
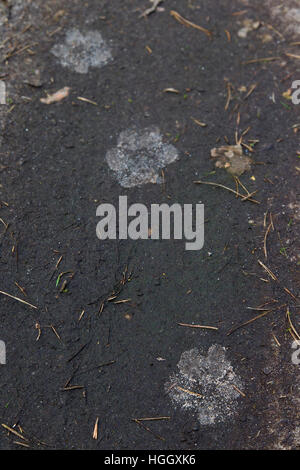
[266,1,300,36]
[51,29,112,74]
[165,344,244,425]
[105,126,179,188]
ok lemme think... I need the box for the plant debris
[238,19,260,38]
[140,0,163,18]
[210,144,252,176]
[40,87,70,104]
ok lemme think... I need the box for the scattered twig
[194,180,260,204]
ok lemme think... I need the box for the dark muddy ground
[0,0,299,450]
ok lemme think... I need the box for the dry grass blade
[285,52,300,60]
[240,190,258,202]
[191,117,207,127]
[227,310,273,336]
[2,424,29,441]
[283,287,297,301]
[257,260,277,281]
[77,96,98,105]
[176,385,203,398]
[62,385,84,391]
[132,418,165,441]
[13,440,30,448]
[242,57,280,65]
[232,384,246,397]
[227,303,286,336]
[135,417,171,421]
[225,82,232,111]
[244,83,257,100]
[286,309,300,340]
[170,10,212,38]
[263,221,273,259]
[224,29,231,42]
[0,290,37,309]
[163,88,180,93]
[177,322,218,330]
[92,417,99,440]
